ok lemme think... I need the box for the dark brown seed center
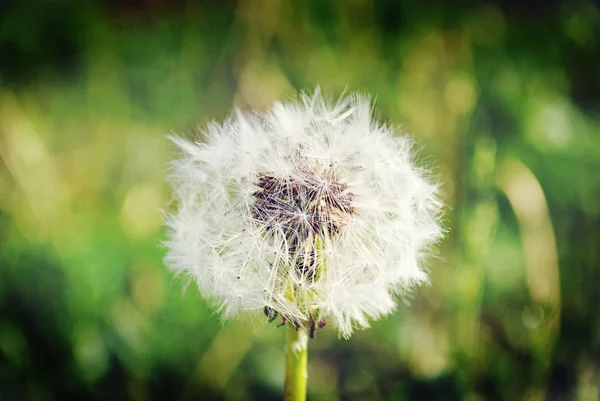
[251,171,353,243]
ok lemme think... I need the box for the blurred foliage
[1,0,599,400]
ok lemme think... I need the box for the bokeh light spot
[120,183,164,239]
[521,304,545,329]
[73,324,109,383]
[527,100,573,151]
[444,72,477,115]
[131,266,165,313]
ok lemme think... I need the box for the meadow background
[1,1,599,400]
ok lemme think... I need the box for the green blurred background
[0,1,599,400]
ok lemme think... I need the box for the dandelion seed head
[164,89,444,338]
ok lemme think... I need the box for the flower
[164,89,443,338]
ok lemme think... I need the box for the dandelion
[164,89,443,400]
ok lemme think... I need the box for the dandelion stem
[284,324,308,401]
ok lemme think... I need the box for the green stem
[284,324,308,401]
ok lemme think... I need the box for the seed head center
[251,170,354,243]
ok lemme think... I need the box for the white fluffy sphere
[164,90,443,338]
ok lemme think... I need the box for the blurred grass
[1,1,599,400]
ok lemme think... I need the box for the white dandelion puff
[164,89,444,338]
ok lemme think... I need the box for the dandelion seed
[164,88,443,339]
